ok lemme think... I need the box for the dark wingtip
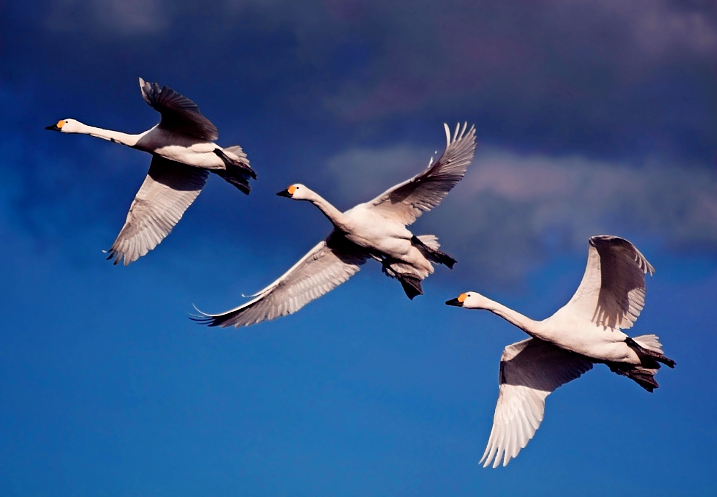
[188,304,219,327]
[105,249,121,265]
[189,314,217,326]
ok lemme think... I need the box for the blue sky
[1,0,716,495]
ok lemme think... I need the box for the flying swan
[194,122,477,328]
[47,77,256,265]
[446,235,675,468]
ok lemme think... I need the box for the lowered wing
[481,338,593,468]
[106,156,208,265]
[193,233,368,328]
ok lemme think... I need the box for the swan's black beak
[45,124,61,131]
[276,189,293,198]
[445,297,463,307]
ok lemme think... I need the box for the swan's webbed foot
[410,235,457,269]
[625,337,676,368]
[397,273,423,299]
[380,257,424,299]
[214,148,257,179]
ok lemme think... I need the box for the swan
[46,77,256,265]
[194,122,477,328]
[446,235,675,468]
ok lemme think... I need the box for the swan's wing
[480,338,593,468]
[558,235,655,330]
[139,77,219,141]
[367,122,476,225]
[106,156,208,266]
[193,233,368,328]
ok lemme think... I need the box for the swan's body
[195,122,477,328]
[47,78,255,265]
[446,235,675,468]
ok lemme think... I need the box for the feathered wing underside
[139,77,219,141]
[368,122,477,225]
[481,338,593,468]
[107,156,209,266]
[193,233,368,328]
[557,235,655,330]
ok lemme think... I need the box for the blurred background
[1,1,716,495]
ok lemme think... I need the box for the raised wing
[481,338,593,468]
[106,156,208,265]
[367,122,477,225]
[556,235,655,330]
[192,233,368,328]
[139,77,219,141]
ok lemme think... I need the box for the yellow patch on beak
[57,120,66,129]
[458,293,467,303]
[288,185,297,195]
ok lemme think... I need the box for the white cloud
[460,147,717,244]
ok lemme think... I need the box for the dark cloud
[317,1,717,159]
[13,0,713,169]
[3,0,716,282]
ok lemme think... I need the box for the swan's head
[277,184,310,200]
[446,291,490,309]
[45,119,82,133]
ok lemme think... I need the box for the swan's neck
[484,299,540,337]
[306,191,349,230]
[75,123,143,147]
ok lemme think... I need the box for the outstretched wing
[139,77,219,141]
[367,122,477,225]
[106,156,208,266]
[556,235,655,330]
[193,233,368,328]
[481,338,593,468]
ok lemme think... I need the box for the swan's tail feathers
[411,235,457,269]
[628,335,676,368]
[609,363,660,392]
[381,260,425,299]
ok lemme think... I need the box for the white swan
[194,122,477,328]
[47,77,256,265]
[446,235,675,468]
